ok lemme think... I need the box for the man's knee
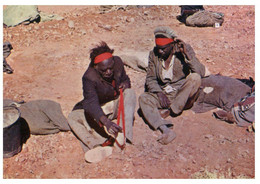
[138,93,149,106]
[139,92,157,107]
[187,73,201,87]
[67,109,85,125]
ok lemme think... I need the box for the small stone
[81,29,87,35]
[227,158,232,163]
[129,18,135,22]
[15,157,19,162]
[215,164,221,170]
[204,134,214,140]
[68,21,75,29]
[98,24,112,31]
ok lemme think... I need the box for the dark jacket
[73,56,130,122]
[145,43,205,93]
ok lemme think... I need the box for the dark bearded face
[95,57,115,81]
[156,43,173,60]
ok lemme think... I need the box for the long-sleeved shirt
[73,56,130,122]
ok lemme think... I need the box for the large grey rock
[3,5,64,27]
[119,50,149,72]
[4,5,40,27]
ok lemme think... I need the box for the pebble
[204,134,214,140]
[100,24,112,31]
[215,164,221,170]
[80,29,87,35]
[227,158,232,163]
[15,157,19,162]
[129,17,135,22]
[68,21,75,29]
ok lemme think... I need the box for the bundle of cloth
[3,99,71,135]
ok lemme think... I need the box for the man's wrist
[99,115,109,126]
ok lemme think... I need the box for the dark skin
[156,38,190,109]
[94,57,130,90]
[94,57,115,83]
[94,56,130,138]
[157,43,174,69]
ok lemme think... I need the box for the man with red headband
[139,26,205,145]
[68,41,136,162]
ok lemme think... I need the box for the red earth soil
[3,5,255,179]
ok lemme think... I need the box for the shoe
[114,132,125,150]
[213,110,235,123]
[84,146,113,163]
[157,130,176,145]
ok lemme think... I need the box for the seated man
[68,41,136,162]
[139,26,205,145]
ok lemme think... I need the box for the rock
[227,158,232,163]
[119,50,149,72]
[68,20,75,29]
[129,17,135,23]
[215,164,221,170]
[4,5,40,27]
[204,134,214,140]
[98,24,112,31]
[178,153,187,162]
[80,29,87,35]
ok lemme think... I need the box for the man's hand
[119,81,130,91]
[157,92,171,109]
[174,39,191,60]
[100,115,122,138]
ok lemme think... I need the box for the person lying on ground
[191,74,255,131]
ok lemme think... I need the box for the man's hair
[89,41,114,66]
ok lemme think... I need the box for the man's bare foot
[157,124,176,145]
[157,130,176,145]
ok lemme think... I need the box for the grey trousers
[68,89,136,152]
[139,73,201,130]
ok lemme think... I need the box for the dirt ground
[3,5,255,179]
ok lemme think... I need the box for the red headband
[155,38,174,46]
[94,52,113,64]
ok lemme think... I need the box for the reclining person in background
[191,74,255,131]
[68,41,136,163]
[139,26,205,145]
[177,5,205,24]
[177,5,224,27]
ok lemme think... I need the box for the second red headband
[155,38,174,46]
